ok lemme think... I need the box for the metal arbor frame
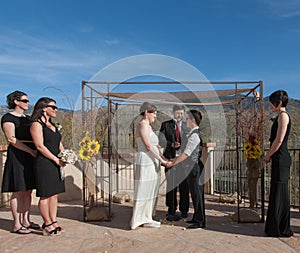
[80,80,264,222]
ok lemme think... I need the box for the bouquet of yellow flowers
[243,135,263,159]
[78,131,101,161]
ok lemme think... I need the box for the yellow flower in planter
[243,135,263,159]
[79,135,91,147]
[88,140,100,155]
[78,148,92,161]
[78,131,100,161]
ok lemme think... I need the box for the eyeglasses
[46,105,58,110]
[18,99,29,103]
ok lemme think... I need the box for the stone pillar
[201,142,216,194]
[0,145,9,206]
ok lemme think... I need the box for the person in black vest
[166,109,205,229]
[159,104,189,221]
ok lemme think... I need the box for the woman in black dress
[1,90,39,234]
[30,97,66,236]
[263,90,293,237]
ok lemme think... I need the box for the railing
[1,145,299,210]
[213,148,300,209]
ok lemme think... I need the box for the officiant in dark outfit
[159,104,190,221]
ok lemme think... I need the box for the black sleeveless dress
[34,121,65,198]
[265,112,293,237]
[1,113,36,192]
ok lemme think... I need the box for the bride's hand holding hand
[165,160,174,168]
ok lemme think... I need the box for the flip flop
[11,226,32,234]
[27,222,40,229]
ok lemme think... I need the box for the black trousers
[165,166,189,215]
[187,164,206,227]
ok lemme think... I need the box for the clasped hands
[161,157,175,168]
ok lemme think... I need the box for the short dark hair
[269,90,288,107]
[140,102,157,116]
[173,104,185,112]
[6,90,28,109]
[187,110,202,126]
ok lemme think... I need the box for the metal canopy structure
[80,80,264,222]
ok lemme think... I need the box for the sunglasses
[46,105,58,110]
[18,99,29,103]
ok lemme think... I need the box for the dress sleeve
[1,113,15,127]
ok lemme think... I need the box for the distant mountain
[0,105,72,115]
[0,105,8,115]
[0,97,299,148]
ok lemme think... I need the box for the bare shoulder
[138,120,148,129]
[279,111,289,119]
[31,121,42,129]
[278,111,289,124]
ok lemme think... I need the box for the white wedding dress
[130,131,161,229]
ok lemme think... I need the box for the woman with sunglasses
[1,90,39,234]
[30,97,66,236]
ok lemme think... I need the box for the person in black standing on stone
[30,97,66,236]
[159,104,189,221]
[166,110,205,229]
[1,90,39,234]
[263,90,293,237]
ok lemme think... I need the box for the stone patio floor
[0,194,299,253]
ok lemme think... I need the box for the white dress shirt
[184,127,200,156]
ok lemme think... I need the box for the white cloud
[77,24,94,33]
[0,28,144,107]
[0,30,109,84]
[105,39,120,45]
[261,0,300,18]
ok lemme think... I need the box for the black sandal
[51,221,62,232]
[11,226,31,234]
[25,221,40,230]
[42,223,60,236]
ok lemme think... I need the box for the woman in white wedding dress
[130,102,168,230]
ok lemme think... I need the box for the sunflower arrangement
[78,131,100,161]
[243,135,263,159]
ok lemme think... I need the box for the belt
[19,140,34,143]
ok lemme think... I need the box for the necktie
[176,122,180,142]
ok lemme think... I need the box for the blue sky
[0,0,300,109]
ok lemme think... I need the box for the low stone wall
[1,143,217,206]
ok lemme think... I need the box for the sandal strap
[51,221,62,231]
[42,223,53,228]
[49,228,59,234]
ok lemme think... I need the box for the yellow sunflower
[243,137,263,159]
[78,131,101,161]
[78,147,92,161]
[79,136,91,146]
[88,140,100,155]
[243,142,251,152]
